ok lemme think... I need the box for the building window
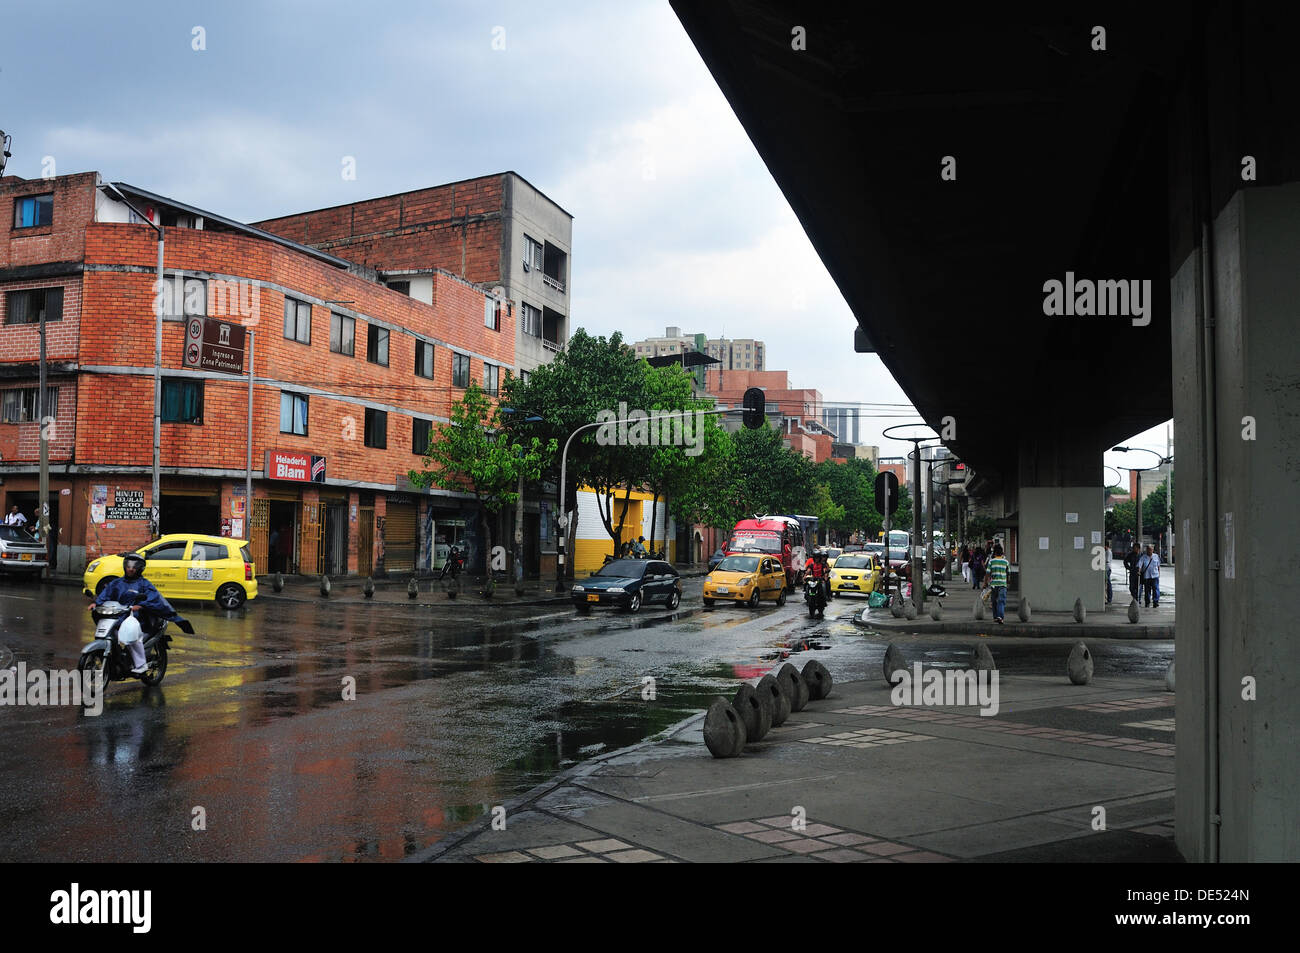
[161,378,204,424]
[483,363,499,396]
[283,296,311,344]
[279,392,308,435]
[366,325,389,366]
[4,287,63,325]
[1,386,57,423]
[415,340,434,379]
[12,194,53,229]
[364,407,387,449]
[484,296,501,331]
[519,370,530,385]
[520,302,541,338]
[162,275,206,318]
[523,235,543,271]
[412,417,432,455]
[330,313,355,355]
[452,353,470,388]
[386,280,410,295]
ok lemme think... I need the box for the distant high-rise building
[632,327,765,374]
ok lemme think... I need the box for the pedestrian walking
[970,547,985,590]
[1124,542,1142,602]
[1140,544,1161,607]
[1104,536,1113,605]
[986,544,1010,623]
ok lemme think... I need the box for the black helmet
[122,553,147,577]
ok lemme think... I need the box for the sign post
[246,330,254,509]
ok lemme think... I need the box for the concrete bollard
[752,676,777,730]
[408,578,419,599]
[883,643,907,687]
[272,572,284,593]
[1073,597,1085,623]
[703,698,748,758]
[757,674,789,727]
[1067,641,1093,685]
[447,578,461,600]
[973,597,985,621]
[904,600,918,620]
[1127,599,1139,623]
[972,642,996,672]
[733,683,771,743]
[778,662,810,713]
[1018,597,1031,622]
[930,602,943,621]
[1165,660,1175,692]
[320,574,331,597]
[891,595,905,618]
[363,576,375,598]
[801,659,833,701]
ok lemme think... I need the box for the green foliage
[963,514,998,543]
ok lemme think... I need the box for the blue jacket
[95,575,179,617]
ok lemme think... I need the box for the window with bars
[1,387,58,423]
[283,297,311,344]
[4,287,63,325]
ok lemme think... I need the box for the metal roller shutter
[384,502,417,573]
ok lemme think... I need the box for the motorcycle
[803,576,828,618]
[439,546,466,580]
[78,600,194,691]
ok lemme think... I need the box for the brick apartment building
[704,368,833,463]
[253,172,572,375]
[1,170,532,579]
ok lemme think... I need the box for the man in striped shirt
[986,544,1010,623]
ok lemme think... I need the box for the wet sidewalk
[413,667,1182,864]
[854,566,1175,638]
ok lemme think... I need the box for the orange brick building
[1,171,531,578]
[705,368,832,463]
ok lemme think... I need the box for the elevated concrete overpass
[671,2,1299,861]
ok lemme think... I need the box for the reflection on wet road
[0,581,1171,861]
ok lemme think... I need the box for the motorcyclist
[631,536,647,558]
[92,553,182,675]
[805,549,830,602]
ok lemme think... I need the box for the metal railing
[542,273,565,293]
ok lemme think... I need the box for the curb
[850,608,1174,639]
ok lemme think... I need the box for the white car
[0,525,48,579]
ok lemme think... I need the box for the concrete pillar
[1170,7,1300,862]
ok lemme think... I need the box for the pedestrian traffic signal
[874,471,900,515]
[742,387,765,429]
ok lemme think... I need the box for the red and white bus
[725,516,808,589]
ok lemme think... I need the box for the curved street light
[1110,446,1170,552]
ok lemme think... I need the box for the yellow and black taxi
[828,552,882,598]
[703,554,788,608]
[572,558,681,613]
[83,534,258,609]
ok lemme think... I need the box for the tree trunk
[615,483,635,556]
[649,491,659,552]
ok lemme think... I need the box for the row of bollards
[704,659,834,758]
[881,639,1174,692]
[303,574,458,599]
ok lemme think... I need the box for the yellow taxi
[703,554,788,608]
[83,534,258,609]
[828,552,882,598]
[824,547,844,568]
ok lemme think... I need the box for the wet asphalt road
[0,578,1173,862]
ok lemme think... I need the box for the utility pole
[246,330,254,516]
[1166,423,1173,563]
[37,303,50,575]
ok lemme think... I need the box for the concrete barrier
[1067,641,1093,685]
[778,662,810,712]
[1127,599,1139,623]
[704,698,747,758]
[973,597,985,621]
[1165,660,1175,692]
[972,642,996,672]
[1018,597,1031,622]
[320,574,331,597]
[1073,597,1085,623]
[801,659,832,700]
[733,683,771,742]
[757,674,790,727]
[884,643,906,686]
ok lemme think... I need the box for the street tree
[409,382,556,582]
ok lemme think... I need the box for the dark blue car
[572,559,682,613]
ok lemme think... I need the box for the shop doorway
[266,500,298,573]
[432,518,468,570]
[160,493,220,536]
[323,502,347,576]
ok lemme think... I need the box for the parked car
[571,558,681,613]
[823,547,844,568]
[708,547,726,572]
[83,533,258,609]
[703,554,787,608]
[0,525,47,580]
[829,553,883,598]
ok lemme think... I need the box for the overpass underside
[672,2,1300,861]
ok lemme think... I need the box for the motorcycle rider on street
[92,553,179,675]
[805,548,830,603]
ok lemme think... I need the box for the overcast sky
[1,0,1168,470]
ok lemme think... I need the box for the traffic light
[874,471,900,515]
[742,387,765,429]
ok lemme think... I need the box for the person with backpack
[970,546,985,590]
